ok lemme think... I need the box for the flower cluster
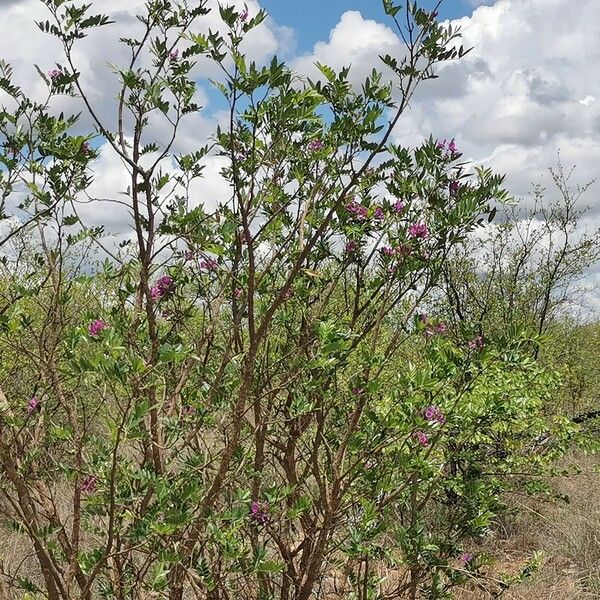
[414,431,429,447]
[345,199,369,222]
[345,240,358,254]
[437,138,458,156]
[425,321,448,338]
[26,396,40,415]
[423,405,445,425]
[307,139,324,152]
[48,69,61,81]
[150,275,175,302]
[89,319,109,336]
[169,49,179,61]
[449,180,461,197]
[239,8,249,22]
[200,258,218,272]
[250,500,269,525]
[468,335,484,350]
[392,200,405,214]
[81,475,96,494]
[408,222,429,239]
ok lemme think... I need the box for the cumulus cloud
[292,11,404,84]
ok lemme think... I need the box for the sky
[261,0,477,53]
[0,0,599,303]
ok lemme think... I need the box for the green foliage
[0,1,587,599]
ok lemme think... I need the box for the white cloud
[292,11,404,84]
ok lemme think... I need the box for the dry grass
[455,453,600,600]
[1,456,599,599]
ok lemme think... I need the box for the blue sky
[262,0,474,53]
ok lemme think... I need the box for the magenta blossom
[423,405,445,425]
[151,274,174,301]
[345,199,369,222]
[181,405,196,418]
[250,500,269,524]
[373,206,385,220]
[89,319,109,336]
[239,8,249,22]
[81,475,96,494]
[437,138,458,156]
[459,552,474,564]
[169,49,179,61]
[425,321,447,339]
[282,287,294,300]
[408,222,429,239]
[468,335,485,350]
[200,258,218,271]
[449,180,461,196]
[26,396,40,415]
[380,246,395,257]
[234,287,243,299]
[392,200,405,214]
[414,431,429,447]
[345,240,357,253]
[307,139,324,152]
[48,69,61,80]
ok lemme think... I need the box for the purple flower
[200,258,218,272]
[239,8,249,22]
[151,275,175,302]
[345,199,369,222]
[80,141,91,155]
[81,475,96,494]
[169,49,179,61]
[181,405,196,418]
[26,396,40,415]
[88,319,109,336]
[468,335,485,350]
[373,206,385,220]
[48,69,61,80]
[423,405,445,425]
[414,431,429,447]
[392,200,405,214]
[435,322,447,334]
[449,180,461,196]
[437,139,446,149]
[419,313,429,324]
[250,500,269,524]
[234,287,243,299]
[408,222,429,239]
[282,287,294,300]
[380,246,395,257]
[459,552,473,564]
[307,139,325,152]
[447,138,457,154]
[345,240,357,253]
